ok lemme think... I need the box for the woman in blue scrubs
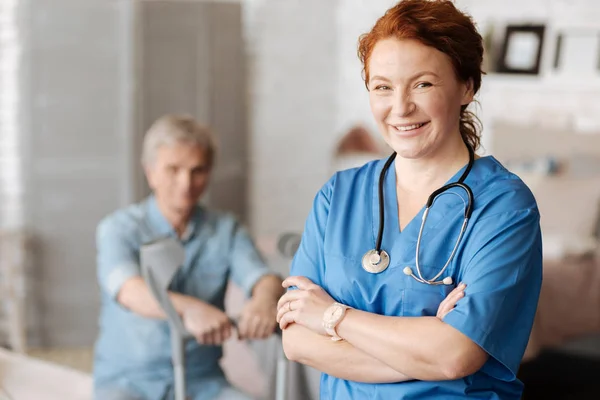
[276,1,542,399]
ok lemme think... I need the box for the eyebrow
[369,71,440,84]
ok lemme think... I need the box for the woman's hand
[437,283,466,319]
[276,278,466,335]
[276,276,335,335]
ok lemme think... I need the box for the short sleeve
[96,217,141,299]
[443,208,543,381]
[289,175,336,286]
[229,222,276,297]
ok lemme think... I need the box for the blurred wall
[21,0,136,347]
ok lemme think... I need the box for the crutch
[140,237,189,400]
[274,333,287,400]
[274,232,303,400]
[141,236,291,400]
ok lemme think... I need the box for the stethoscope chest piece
[362,249,390,274]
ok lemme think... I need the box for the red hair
[358,0,484,150]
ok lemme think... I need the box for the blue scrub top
[291,156,542,400]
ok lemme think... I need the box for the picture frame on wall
[496,24,546,75]
[553,29,600,77]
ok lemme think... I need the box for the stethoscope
[361,145,474,286]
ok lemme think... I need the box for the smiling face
[368,37,473,160]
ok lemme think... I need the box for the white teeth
[394,123,424,131]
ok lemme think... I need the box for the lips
[390,121,429,133]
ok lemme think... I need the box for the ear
[143,163,156,190]
[461,78,475,106]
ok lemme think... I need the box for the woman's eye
[374,85,391,91]
[416,82,432,89]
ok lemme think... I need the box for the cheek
[422,93,453,121]
[429,91,463,120]
[191,175,209,191]
[369,95,389,122]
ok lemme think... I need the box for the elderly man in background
[93,114,283,400]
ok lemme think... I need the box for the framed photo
[496,25,546,75]
[553,29,600,77]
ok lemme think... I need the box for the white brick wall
[0,0,24,230]
[247,0,339,236]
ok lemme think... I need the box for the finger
[213,326,223,345]
[222,323,232,342]
[277,299,301,323]
[242,315,257,339]
[276,301,292,322]
[279,310,298,330]
[252,316,268,339]
[277,291,304,310]
[276,305,287,323]
[438,291,464,319]
[438,283,465,310]
[446,284,466,306]
[282,276,315,290]
[449,282,467,296]
[262,319,276,338]
[203,329,215,346]
[258,318,274,339]
[194,333,205,345]
[237,314,250,340]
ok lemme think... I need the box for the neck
[394,136,470,193]
[155,198,193,237]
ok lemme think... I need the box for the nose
[177,170,192,191]
[391,90,415,117]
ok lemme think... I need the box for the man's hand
[182,302,233,346]
[237,295,278,340]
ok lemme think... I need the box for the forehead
[368,37,455,79]
[155,142,208,165]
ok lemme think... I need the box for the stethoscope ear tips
[403,265,453,286]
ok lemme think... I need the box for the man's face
[145,142,211,214]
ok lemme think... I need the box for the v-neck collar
[371,155,476,266]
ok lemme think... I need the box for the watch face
[333,307,343,319]
[325,304,343,325]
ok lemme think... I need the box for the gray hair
[141,114,216,167]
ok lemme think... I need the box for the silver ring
[287,302,292,312]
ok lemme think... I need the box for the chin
[386,134,441,161]
[173,198,197,211]
[386,138,424,159]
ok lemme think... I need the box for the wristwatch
[322,302,350,341]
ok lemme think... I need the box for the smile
[390,122,429,132]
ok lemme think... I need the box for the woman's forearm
[336,309,488,381]
[282,324,413,383]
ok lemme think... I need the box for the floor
[27,347,93,373]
